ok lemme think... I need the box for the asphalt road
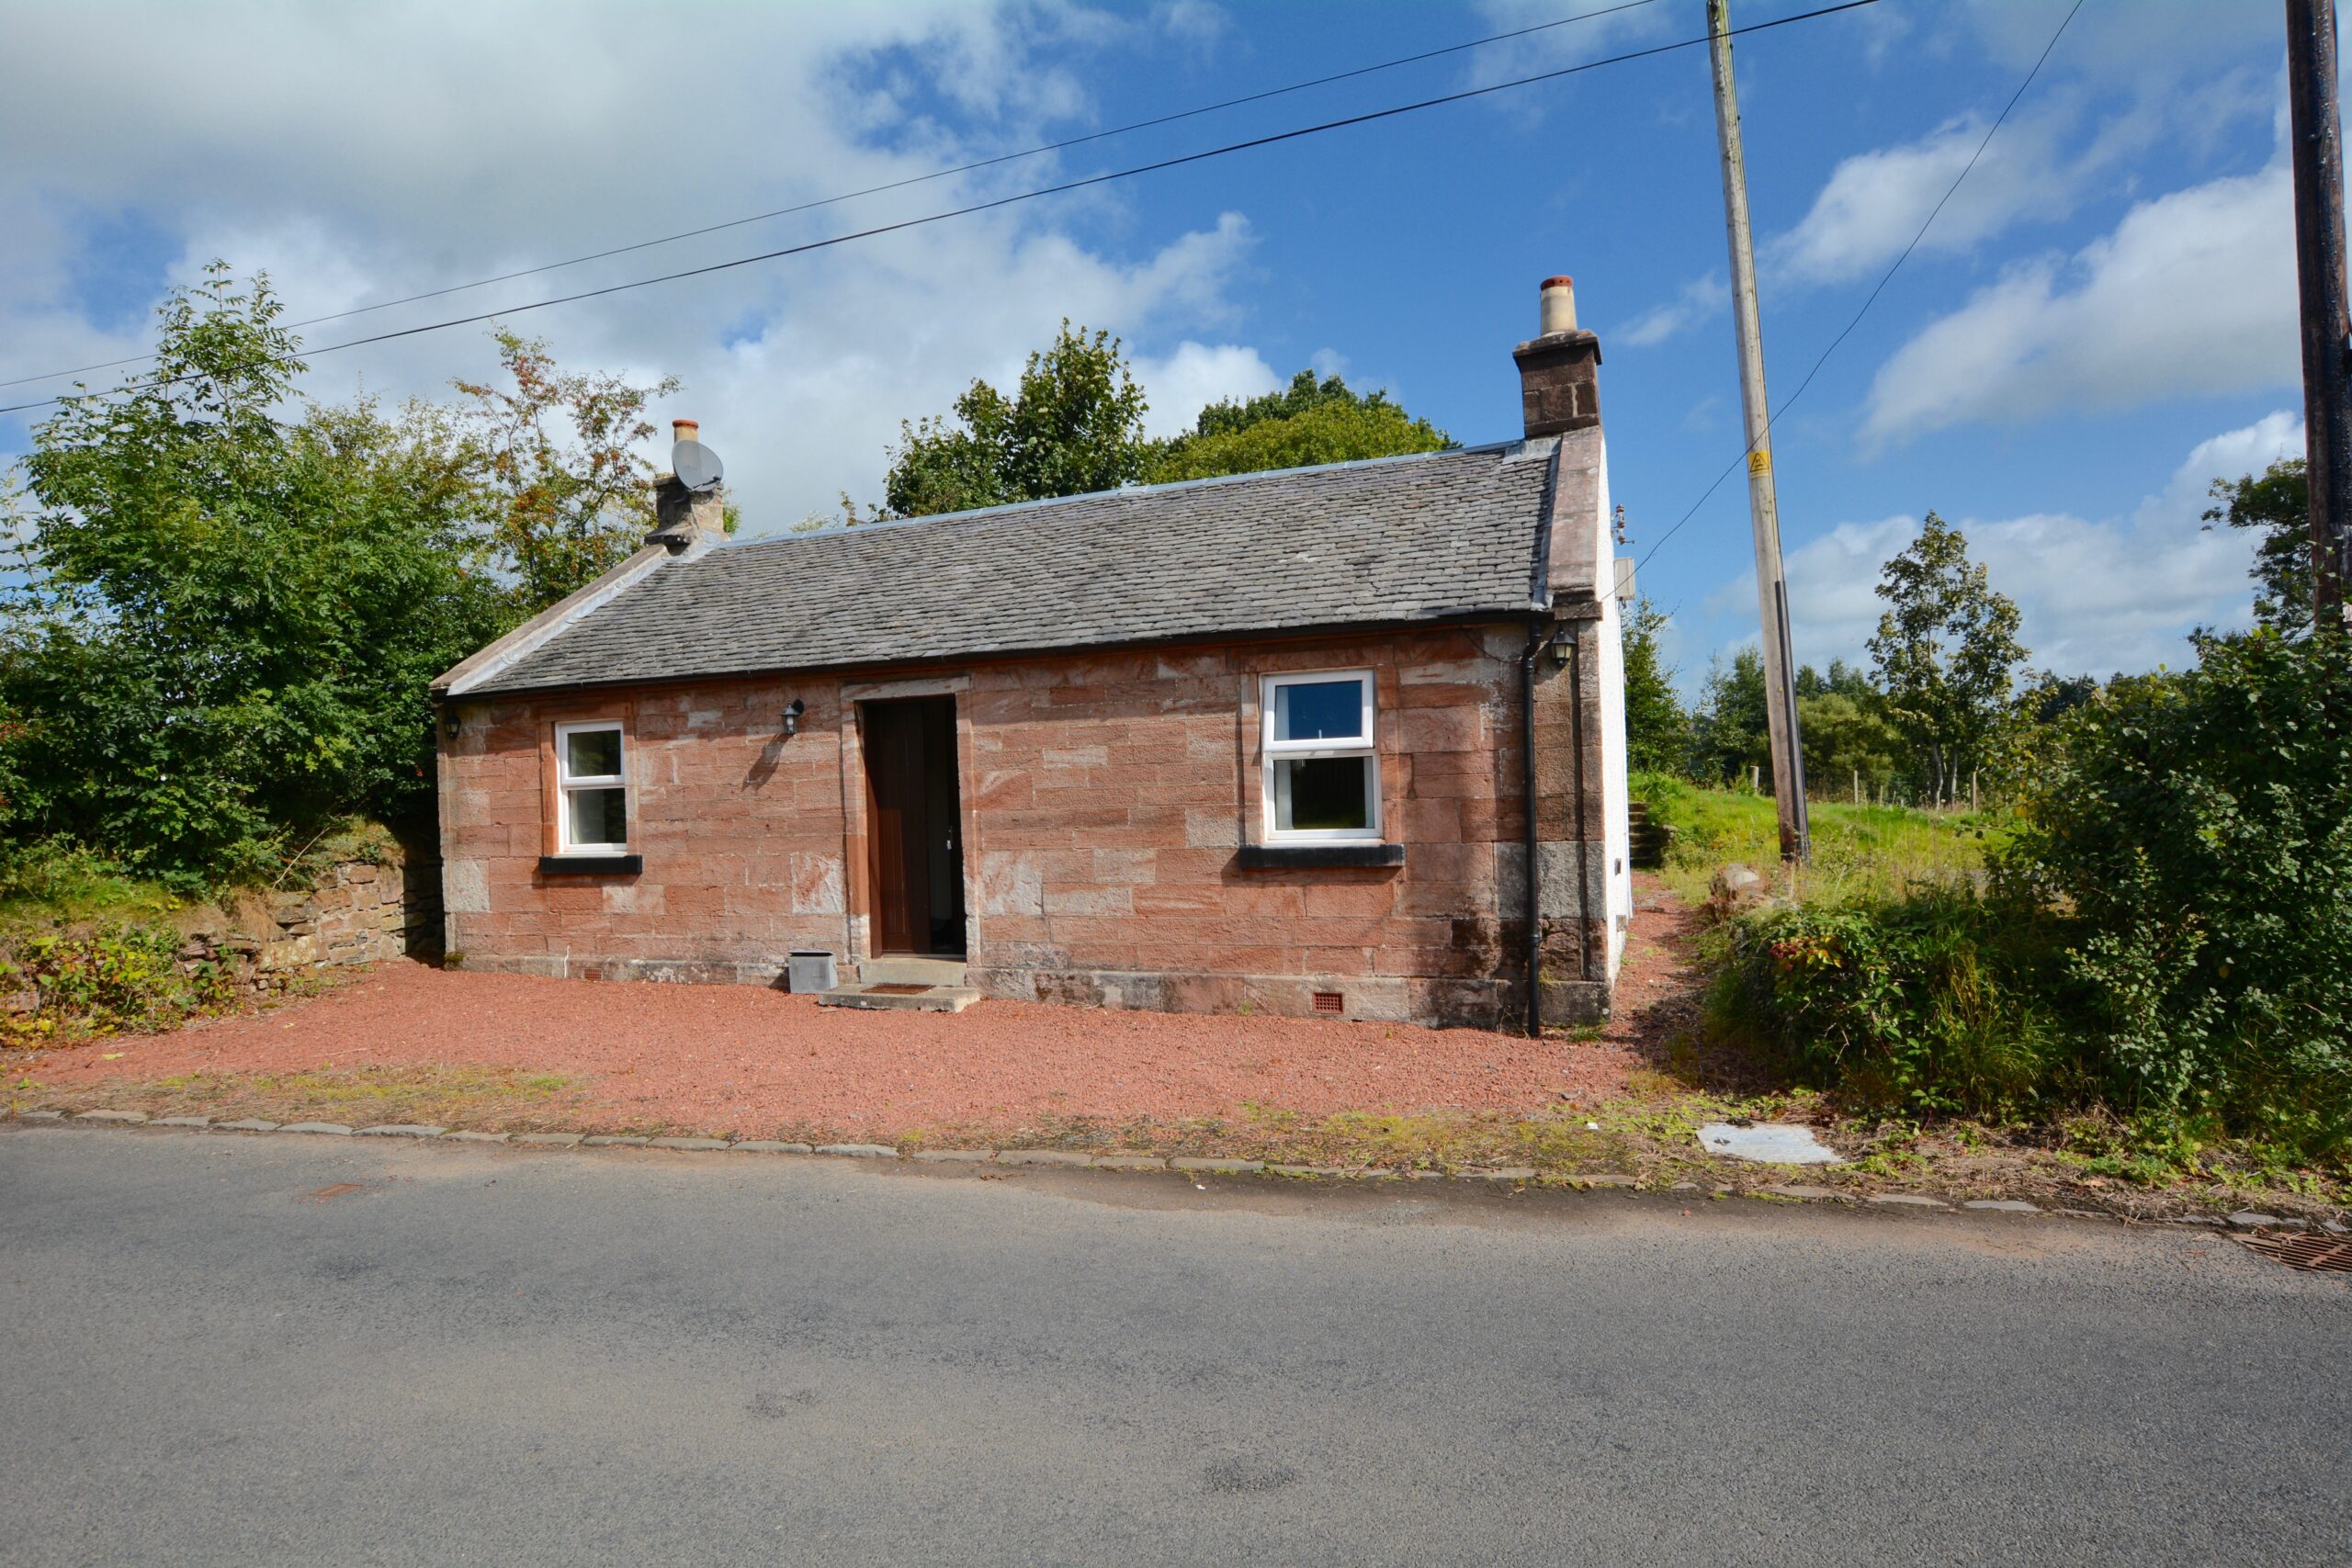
[2,1125,2345,1567]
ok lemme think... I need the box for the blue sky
[0,0,2306,691]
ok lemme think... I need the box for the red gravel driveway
[23,962,1642,1132]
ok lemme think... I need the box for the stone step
[817,982,981,1014]
[858,955,968,987]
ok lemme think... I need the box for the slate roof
[465,441,1553,695]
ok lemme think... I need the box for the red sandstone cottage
[431,277,1634,1032]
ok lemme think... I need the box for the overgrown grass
[0,844,187,937]
[1634,770,2002,906]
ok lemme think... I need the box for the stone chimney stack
[647,418,726,554]
[1513,276,1601,439]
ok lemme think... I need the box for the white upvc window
[554,720,629,853]
[1261,671,1381,843]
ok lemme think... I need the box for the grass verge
[12,1066,2343,1223]
[12,1064,593,1132]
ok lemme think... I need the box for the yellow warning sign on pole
[1747,448,1772,477]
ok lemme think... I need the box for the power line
[0,0,1879,421]
[0,0,1669,394]
[1634,0,2086,574]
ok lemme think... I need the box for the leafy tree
[2203,456,2311,637]
[1784,660,1902,797]
[2015,670,2101,725]
[1147,369,1450,483]
[1797,691,1903,798]
[1191,369,1408,438]
[1866,512,2027,804]
[2,265,509,884]
[1690,648,1770,786]
[882,321,1149,517]
[1793,658,1876,702]
[1619,597,1690,773]
[455,330,679,612]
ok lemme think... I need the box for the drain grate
[2240,1232,2352,1272]
[864,982,933,997]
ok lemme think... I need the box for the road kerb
[5,1109,2340,1231]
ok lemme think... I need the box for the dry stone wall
[174,848,444,990]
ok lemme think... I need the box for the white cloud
[1765,0,2277,289]
[1860,162,2297,445]
[1616,272,1725,348]
[2175,408,2305,494]
[1155,0,1229,53]
[1464,0,1676,96]
[1133,341,1279,439]
[1768,112,2069,287]
[1709,413,2301,677]
[1954,0,2278,78]
[0,1,1281,531]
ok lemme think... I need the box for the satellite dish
[673,439,724,492]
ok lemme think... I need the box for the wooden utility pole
[1707,0,1810,860]
[2289,0,2352,628]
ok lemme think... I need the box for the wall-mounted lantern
[782,698,806,739]
[443,706,463,740]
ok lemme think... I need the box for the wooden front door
[862,696,967,956]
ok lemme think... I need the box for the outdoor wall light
[782,698,806,739]
[442,707,462,740]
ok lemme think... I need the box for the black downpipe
[1520,617,1592,1037]
[1520,625,1544,1039]
[1567,622,1592,986]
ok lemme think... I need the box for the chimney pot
[1513,273,1601,440]
[1540,276,1577,335]
[647,422,726,554]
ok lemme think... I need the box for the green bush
[1998,630,2352,1155]
[1711,890,2078,1118]
[0,922,237,1043]
[1714,633,2352,1160]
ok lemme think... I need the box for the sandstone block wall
[438,620,1619,1030]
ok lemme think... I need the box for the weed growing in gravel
[46,1064,585,1129]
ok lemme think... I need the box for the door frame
[856,693,968,958]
